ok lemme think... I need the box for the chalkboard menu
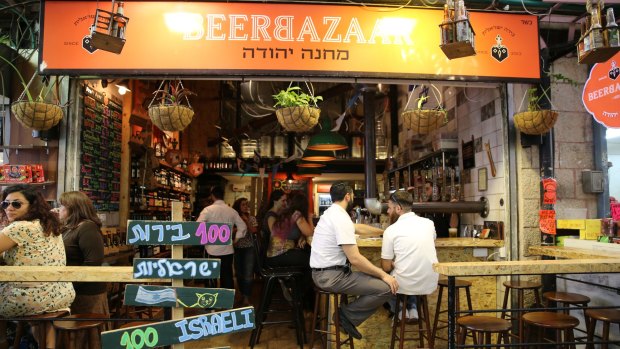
[80,84,122,211]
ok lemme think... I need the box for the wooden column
[170,201,184,349]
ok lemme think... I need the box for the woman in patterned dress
[0,184,75,349]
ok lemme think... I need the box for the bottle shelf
[578,44,620,65]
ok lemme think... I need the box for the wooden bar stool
[457,316,512,349]
[523,311,579,349]
[585,309,620,349]
[543,291,590,314]
[432,278,473,342]
[53,313,107,349]
[501,280,542,341]
[390,294,433,349]
[13,310,70,349]
[309,287,354,349]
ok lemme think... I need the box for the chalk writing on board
[133,259,221,279]
[127,221,232,246]
[174,308,254,342]
[124,284,234,309]
[101,307,255,348]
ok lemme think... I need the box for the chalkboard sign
[133,258,221,279]
[127,221,232,246]
[80,83,122,211]
[124,285,234,309]
[101,307,255,348]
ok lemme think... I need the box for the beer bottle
[606,8,619,47]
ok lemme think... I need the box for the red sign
[542,178,557,205]
[582,52,620,128]
[40,1,540,81]
[612,203,620,221]
[539,209,556,235]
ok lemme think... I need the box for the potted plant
[147,80,196,131]
[513,87,558,135]
[0,52,66,131]
[273,86,322,132]
[401,88,447,134]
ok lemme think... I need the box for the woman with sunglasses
[58,191,107,329]
[0,184,75,349]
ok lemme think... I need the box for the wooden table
[432,258,620,349]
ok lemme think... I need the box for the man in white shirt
[381,190,439,321]
[310,182,398,340]
[196,186,247,290]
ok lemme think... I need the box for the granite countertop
[433,258,620,276]
[357,237,504,248]
[529,246,619,259]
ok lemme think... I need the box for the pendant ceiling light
[307,117,348,151]
[301,149,336,162]
[297,160,326,168]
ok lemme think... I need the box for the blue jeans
[234,247,255,298]
[388,295,417,314]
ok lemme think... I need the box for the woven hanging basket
[275,106,320,132]
[148,105,195,132]
[513,110,558,135]
[401,109,447,134]
[10,101,63,131]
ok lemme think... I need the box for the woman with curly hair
[0,184,75,349]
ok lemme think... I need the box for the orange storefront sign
[582,52,620,128]
[41,1,540,81]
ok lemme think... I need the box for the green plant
[273,86,323,108]
[151,81,196,106]
[0,53,65,104]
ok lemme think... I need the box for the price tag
[539,210,556,235]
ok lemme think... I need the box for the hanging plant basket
[275,106,320,132]
[11,101,63,131]
[148,105,194,132]
[513,110,558,135]
[401,109,446,134]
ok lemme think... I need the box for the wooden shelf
[0,181,55,187]
[158,160,192,177]
[0,144,57,150]
[578,45,620,65]
[388,149,458,175]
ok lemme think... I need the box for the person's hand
[297,237,307,249]
[381,274,399,294]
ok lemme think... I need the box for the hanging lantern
[439,0,476,60]
[88,0,130,54]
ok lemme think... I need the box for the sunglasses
[1,200,24,210]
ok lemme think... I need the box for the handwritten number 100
[196,223,231,244]
[119,327,158,349]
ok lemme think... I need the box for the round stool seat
[503,281,541,290]
[25,310,70,319]
[53,313,106,330]
[523,312,579,329]
[119,321,152,329]
[439,279,472,288]
[457,316,511,332]
[585,309,620,323]
[543,291,590,304]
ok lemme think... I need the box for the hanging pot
[148,105,194,132]
[275,106,320,132]
[401,109,447,134]
[513,110,558,135]
[11,101,63,131]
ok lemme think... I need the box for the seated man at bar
[310,182,398,340]
[381,190,439,322]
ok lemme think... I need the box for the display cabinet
[387,149,459,202]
